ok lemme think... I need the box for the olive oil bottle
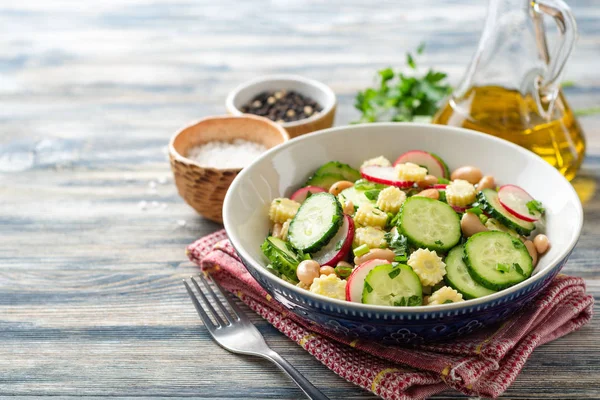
[434,0,586,180]
[433,86,585,181]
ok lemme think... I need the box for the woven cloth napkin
[187,230,594,400]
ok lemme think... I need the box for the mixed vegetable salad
[261,151,550,307]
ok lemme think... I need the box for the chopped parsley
[526,200,545,215]
[466,205,483,215]
[435,239,444,246]
[385,229,409,263]
[388,268,402,279]
[443,300,454,304]
[364,281,373,293]
[335,239,344,251]
[514,263,525,276]
[364,189,381,201]
[496,263,510,273]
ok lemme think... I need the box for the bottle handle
[531,0,578,96]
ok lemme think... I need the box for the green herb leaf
[388,268,402,279]
[438,190,447,203]
[466,206,483,215]
[443,299,454,304]
[353,43,451,124]
[406,53,416,69]
[526,200,545,215]
[385,230,409,262]
[335,239,344,251]
[437,177,450,184]
[408,295,422,306]
[394,297,407,306]
[496,263,510,273]
[417,42,426,55]
[364,281,373,293]
[435,239,444,245]
[514,263,525,276]
[364,189,381,201]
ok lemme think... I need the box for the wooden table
[1,0,599,398]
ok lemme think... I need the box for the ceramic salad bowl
[222,123,583,342]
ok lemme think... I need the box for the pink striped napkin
[187,230,593,399]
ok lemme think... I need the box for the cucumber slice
[399,197,461,252]
[361,264,422,306]
[261,236,303,282]
[478,189,535,236]
[288,192,343,253]
[464,231,533,291]
[445,245,496,299]
[338,186,375,209]
[305,173,346,190]
[313,161,361,182]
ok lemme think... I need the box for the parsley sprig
[354,43,452,123]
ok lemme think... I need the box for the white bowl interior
[226,75,336,128]
[224,123,583,309]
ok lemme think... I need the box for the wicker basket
[169,115,289,223]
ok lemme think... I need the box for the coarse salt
[186,139,267,169]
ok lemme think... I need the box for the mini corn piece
[427,286,464,305]
[446,179,477,207]
[407,248,446,286]
[280,219,291,241]
[268,198,300,224]
[309,273,347,300]
[376,186,406,214]
[354,203,388,228]
[361,155,392,169]
[395,162,428,182]
[353,226,387,249]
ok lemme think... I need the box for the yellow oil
[432,86,586,181]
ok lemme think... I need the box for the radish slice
[498,185,541,222]
[452,205,467,213]
[290,186,326,203]
[393,150,449,178]
[432,184,447,189]
[312,215,355,266]
[360,166,413,188]
[346,259,390,302]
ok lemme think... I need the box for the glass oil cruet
[433,0,585,181]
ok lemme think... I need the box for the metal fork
[184,274,330,400]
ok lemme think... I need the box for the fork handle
[263,349,331,400]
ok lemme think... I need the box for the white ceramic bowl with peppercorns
[225,75,337,138]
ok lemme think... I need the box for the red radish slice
[433,184,447,189]
[290,186,326,203]
[393,150,449,178]
[346,259,390,302]
[452,205,467,213]
[360,166,413,188]
[312,215,355,266]
[498,184,541,222]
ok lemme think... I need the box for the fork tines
[183,273,244,329]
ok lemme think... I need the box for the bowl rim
[225,74,337,128]
[223,122,583,313]
[168,114,289,172]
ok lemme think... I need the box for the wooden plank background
[1,0,599,398]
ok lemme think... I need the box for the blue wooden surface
[1,0,599,398]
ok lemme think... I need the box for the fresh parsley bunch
[354,43,452,123]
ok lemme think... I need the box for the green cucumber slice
[288,192,343,253]
[261,236,303,282]
[478,189,535,236]
[337,186,375,209]
[444,245,496,299]
[399,197,461,252]
[361,264,422,306]
[313,161,360,182]
[464,231,533,291]
[305,173,346,190]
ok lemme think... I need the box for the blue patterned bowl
[223,123,583,342]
